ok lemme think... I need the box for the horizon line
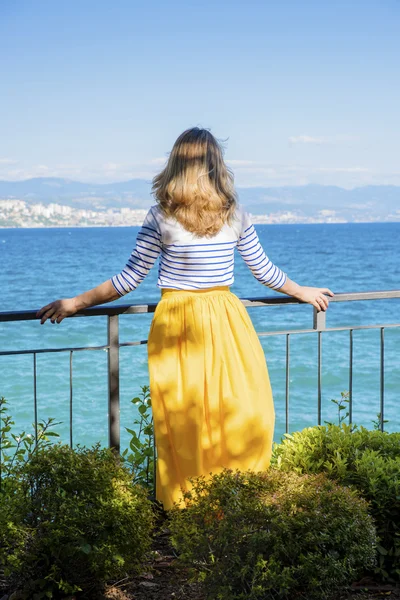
[0,177,400,191]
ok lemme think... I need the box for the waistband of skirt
[161,286,230,299]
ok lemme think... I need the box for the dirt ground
[103,516,205,600]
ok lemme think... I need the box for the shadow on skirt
[147,286,276,511]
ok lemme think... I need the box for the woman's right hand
[36,298,78,324]
[296,286,334,312]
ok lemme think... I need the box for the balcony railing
[1,290,399,456]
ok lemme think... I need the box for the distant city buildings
[0,198,398,228]
[0,200,148,227]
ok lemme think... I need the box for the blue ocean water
[0,222,399,450]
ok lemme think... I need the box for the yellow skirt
[147,286,275,510]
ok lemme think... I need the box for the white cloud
[149,157,167,165]
[0,168,26,179]
[347,202,374,209]
[1,157,400,189]
[289,134,357,145]
[316,167,369,173]
[226,162,370,178]
[103,162,120,171]
[226,159,257,167]
[223,161,398,188]
[0,159,164,183]
[0,158,18,165]
[289,135,327,144]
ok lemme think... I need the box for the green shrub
[0,395,64,592]
[271,422,400,582]
[168,467,377,600]
[1,442,155,599]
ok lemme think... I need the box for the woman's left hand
[36,298,78,324]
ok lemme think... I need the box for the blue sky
[1,0,399,188]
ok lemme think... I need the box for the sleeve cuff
[274,271,287,290]
[111,277,125,297]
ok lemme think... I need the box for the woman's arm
[37,206,163,325]
[237,219,287,290]
[237,208,334,311]
[277,276,334,312]
[36,279,119,324]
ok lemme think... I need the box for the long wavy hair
[151,127,237,237]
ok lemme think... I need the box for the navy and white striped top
[111,204,287,295]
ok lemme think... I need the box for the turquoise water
[1,222,399,450]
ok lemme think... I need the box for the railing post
[69,350,73,448]
[107,315,120,453]
[313,308,326,426]
[313,307,326,332]
[380,327,385,432]
[33,352,38,443]
[349,329,353,425]
[285,333,290,434]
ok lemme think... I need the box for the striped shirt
[111,204,287,295]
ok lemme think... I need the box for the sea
[0,222,399,451]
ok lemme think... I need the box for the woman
[37,127,334,511]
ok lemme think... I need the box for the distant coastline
[0,200,400,229]
[1,178,400,227]
[3,222,400,229]
[1,199,399,228]
[0,198,341,228]
[0,199,350,228]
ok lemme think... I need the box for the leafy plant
[0,442,155,599]
[272,423,400,582]
[0,396,61,493]
[122,385,155,497]
[371,412,389,431]
[168,467,377,600]
[324,390,351,427]
[324,390,389,431]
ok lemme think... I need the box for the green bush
[1,442,155,599]
[271,422,400,582]
[167,467,377,600]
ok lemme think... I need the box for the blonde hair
[151,127,237,237]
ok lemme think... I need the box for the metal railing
[1,290,399,455]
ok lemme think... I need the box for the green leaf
[80,543,92,554]
[126,428,138,437]
[130,438,142,450]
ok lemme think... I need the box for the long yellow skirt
[147,286,275,510]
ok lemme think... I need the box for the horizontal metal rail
[1,290,400,323]
[1,290,399,463]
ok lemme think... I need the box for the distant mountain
[0,178,399,220]
[0,177,152,209]
[235,184,400,217]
